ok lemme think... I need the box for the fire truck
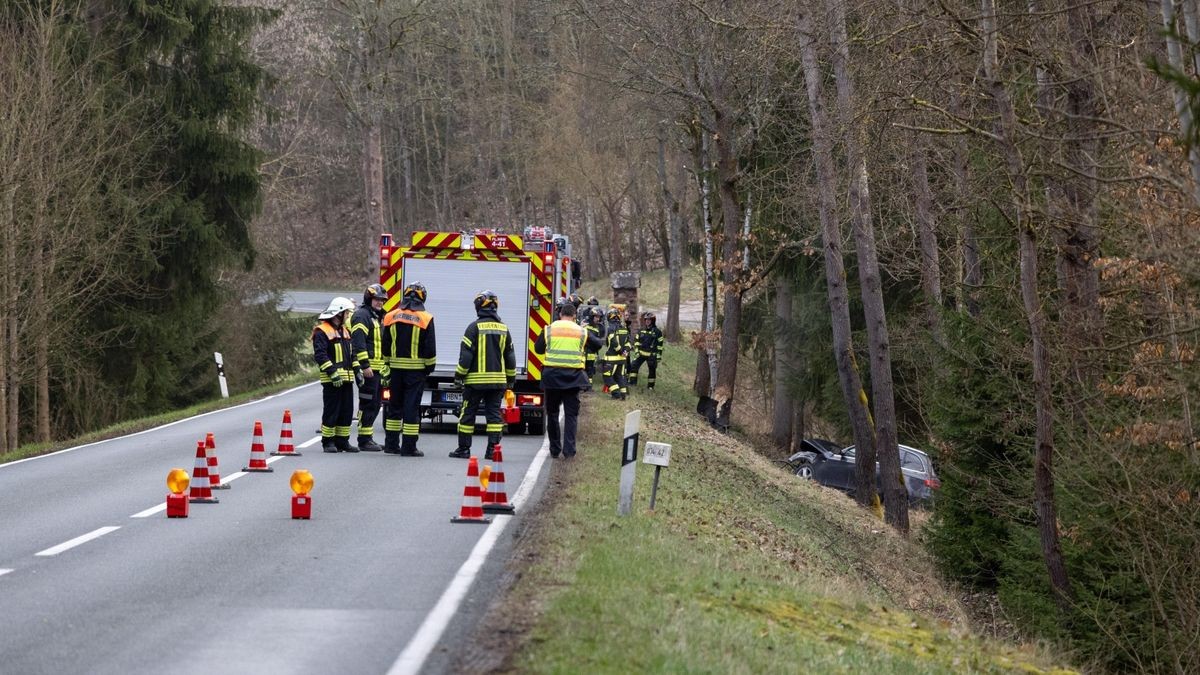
[377,227,581,435]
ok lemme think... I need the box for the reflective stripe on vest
[545,320,586,369]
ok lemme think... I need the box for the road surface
[0,383,550,674]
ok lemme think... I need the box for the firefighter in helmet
[628,311,665,389]
[601,306,630,399]
[350,283,389,451]
[584,302,605,382]
[450,290,516,460]
[381,282,436,456]
[314,296,359,452]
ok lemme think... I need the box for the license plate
[441,392,463,403]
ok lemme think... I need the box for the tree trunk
[952,85,982,317]
[797,7,877,511]
[981,0,1072,610]
[912,140,944,345]
[828,0,906,530]
[1160,0,1200,204]
[771,277,794,449]
[658,125,684,342]
[33,240,49,444]
[698,133,718,396]
[711,104,745,430]
[363,118,388,275]
[583,200,603,279]
[605,198,625,272]
[0,184,12,453]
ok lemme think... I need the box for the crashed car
[786,439,940,505]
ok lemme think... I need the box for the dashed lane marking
[297,435,322,449]
[0,568,13,578]
[35,526,121,557]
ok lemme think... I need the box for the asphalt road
[0,382,550,675]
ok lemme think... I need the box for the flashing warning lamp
[479,465,491,490]
[291,469,314,520]
[543,252,554,265]
[166,468,190,518]
[290,469,314,495]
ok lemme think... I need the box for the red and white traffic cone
[243,421,274,472]
[189,440,219,503]
[482,443,514,514]
[205,432,229,490]
[271,409,300,456]
[451,457,491,524]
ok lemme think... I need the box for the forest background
[1,1,1197,672]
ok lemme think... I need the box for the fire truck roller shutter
[401,257,531,376]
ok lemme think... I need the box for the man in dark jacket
[534,302,603,458]
[381,282,437,456]
[628,311,665,390]
[350,283,389,451]
[313,296,359,453]
[450,290,516,460]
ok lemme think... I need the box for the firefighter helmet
[319,296,356,320]
[556,299,576,317]
[568,293,583,308]
[363,283,388,304]
[605,307,622,323]
[474,289,499,312]
[586,296,599,306]
[402,282,427,305]
[641,311,657,325]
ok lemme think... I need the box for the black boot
[358,437,382,452]
[399,438,424,457]
[322,440,338,453]
[383,432,401,454]
[448,447,471,459]
[335,439,359,453]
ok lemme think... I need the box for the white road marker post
[618,409,641,516]
[214,351,229,399]
[643,441,671,510]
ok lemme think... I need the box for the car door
[821,446,858,491]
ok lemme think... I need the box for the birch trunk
[1160,0,1200,204]
[699,133,718,394]
[797,7,877,510]
[981,0,1072,610]
[828,0,906,529]
[363,118,388,274]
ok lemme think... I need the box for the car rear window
[901,450,926,472]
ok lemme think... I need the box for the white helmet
[318,296,355,320]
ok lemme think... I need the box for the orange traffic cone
[272,409,301,456]
[482,444,514,514]
[243,421,274,472]
[205,432,229,490]
[451,456,491,524]
[189,440,219,503]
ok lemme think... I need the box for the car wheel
[793,459,815,480]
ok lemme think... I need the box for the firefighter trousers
[321,382,354,447]
[545,387,582,457]
[602,358,627,398]
[456,387,503,452]
[356,372,383,440]
[384,369,427,451]
[628,354,658,388]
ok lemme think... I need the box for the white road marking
[266,455,288,464]
[388,433,552,675]
[0,568,13,577]
[129,503,166,519]
[0,382,318,470]
[297,435,322,449]
[35,526,121,556]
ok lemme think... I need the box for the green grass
[577,264,704,311]
[0,371,311,465]
[500,344,1075,674]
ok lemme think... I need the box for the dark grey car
[786,439,940,505]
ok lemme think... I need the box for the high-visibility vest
[545,319,586,369]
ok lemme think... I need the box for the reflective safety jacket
[350,303,385,372]
[313,320,354,383]
[456,309,516,389]
[604,320,630,362]
[382,306,437,372]
[585,322,603,363]
[543,319,587,369]
[635,325,665,358]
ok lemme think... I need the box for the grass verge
[576,264,703,310]
[0,371,312,466]
[464,345,1074,674]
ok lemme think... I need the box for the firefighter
[450,290,516,460]
[584,306,604,382]
[628,311,665,389]
[350,283,388,452]
[381,282,437,456]
[313,296,359,453]
[533,301,603,458]
[601,307,630,400]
